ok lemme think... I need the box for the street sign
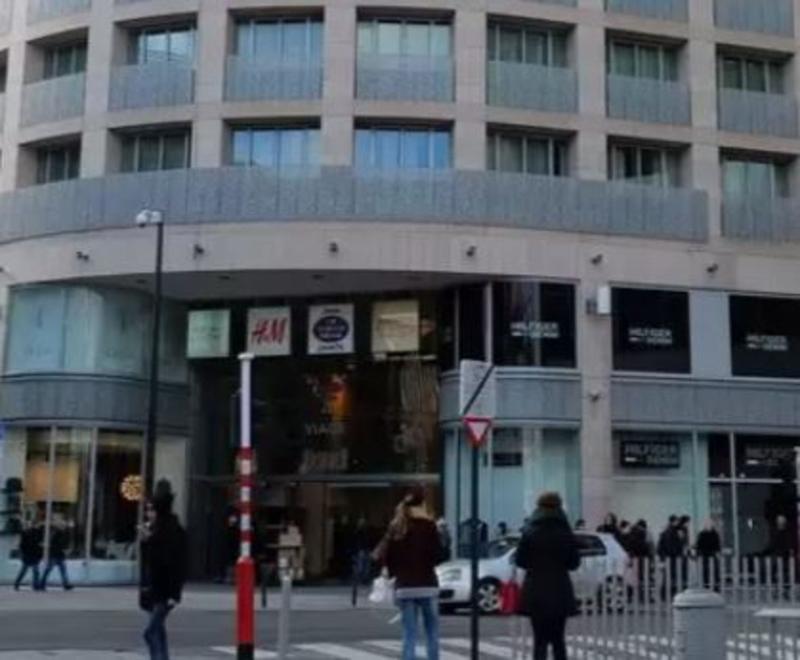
[459,360,496,418]
[464,416,491,448]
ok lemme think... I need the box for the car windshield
[486,537,518,558]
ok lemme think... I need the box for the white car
[436,532,631,614]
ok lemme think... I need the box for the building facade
[0,0,799,582]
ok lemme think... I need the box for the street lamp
[137,209,164,498]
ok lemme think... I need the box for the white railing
[21,73,85,127]
[718,88,798,138]
[109,62,194,111]
[714,0,794,36]
[225,56,322,102]
[487,61,577,114]
[607,75,691,125]
[27,0,89,24]
[356,54,453,102]
[606,0,688,21]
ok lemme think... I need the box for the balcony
[718,89,798,138]
[527,0,577,6]
[27,0,90,24]
[21,73,85,127]
[0,167,708,244]
[487,62,577,114]
[714,0,794,36]
[0,0,12,34]
[109,62,194,111]
[225,56,322,102]
[607,75,691,125]
[356,55,453,103]
[723,196,800,242]
[606,0,688,21]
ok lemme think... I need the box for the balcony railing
[718,88,798,138]
[27,0,90,24]
[527,0,577,6]
[606,0,688,21]
[0,0,12,34]
[714,0,794,36]
[488,62,577,114]
[0,167,708,244]
[21,73,85,127]
[607,75,691,125]
[356,55,453,102]
[225,56,322,102]
[723,196,800,242]
[109,62,194,111]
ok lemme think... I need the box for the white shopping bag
[368,570,395,608]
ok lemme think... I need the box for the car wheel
[598,576,629,613]
[476,578,503,614]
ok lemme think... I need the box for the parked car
[436,532,631,614]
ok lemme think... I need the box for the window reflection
[355,127,452,170]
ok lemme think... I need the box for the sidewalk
[0,584,360,613]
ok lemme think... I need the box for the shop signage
[247,307,291,357]
[372,299,419,354]
[308,304,354,355]
[744,445,798,468]
[187,309,230,358]
[628,327,674,347]
[620,440,680,469]
[510,320,561,340]
[745,334,789,352]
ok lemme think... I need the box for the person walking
[515,492,581,660]
[139,481,188,660]
[658,516,684,598]
[695,520,721,590]
[14,519,44,591]
[39,515,74,591]
[384,485,447,660]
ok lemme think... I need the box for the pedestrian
[628,519,654,597]
[766,514,793,588]
[597,513,622,545]
[515,492,580,660]
[139,481,188,660]
[496,521,510,540]
[657,516,683,597]
[618,520,632,553]
[350,516,372,606]
[384,485,447,660]
[14,519,44,591]
[695,520,721,590]
[39,514,74,591]
[436,518,452,563]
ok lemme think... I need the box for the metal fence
[510,555,798,659]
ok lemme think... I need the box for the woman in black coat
[515,492,581,660]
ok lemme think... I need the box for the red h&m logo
[247,307,291,356]
[251,317,288,346]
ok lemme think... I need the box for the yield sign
[464,416,492,448]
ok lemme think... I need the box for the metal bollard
[673,588,726,660]
[277,559,292,660]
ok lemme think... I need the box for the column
[194,1,228,167]
[574,21,606,180]
[322,2,356,166]
[81,0,114,178]
[454,7,486,170]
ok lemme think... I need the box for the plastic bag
[368,571,395,607]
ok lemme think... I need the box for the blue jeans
[14,562,40,590]
[40,559,72,590]
[143,602,171,660]
[399,597,439,660]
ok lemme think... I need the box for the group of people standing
[13,514,74,592]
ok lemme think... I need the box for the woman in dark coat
[515,492,581,660]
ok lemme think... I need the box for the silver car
[436,532,631,614]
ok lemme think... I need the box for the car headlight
[438,568,463,583]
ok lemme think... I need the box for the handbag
[500,579,521,615]
[368,569,395,608]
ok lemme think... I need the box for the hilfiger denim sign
[308,304,354,355]
[247,307,291,357]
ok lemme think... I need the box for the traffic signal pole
[237,353,255,660]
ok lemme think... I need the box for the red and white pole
[237,353,255,660]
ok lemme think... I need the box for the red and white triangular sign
[464,416,492,448]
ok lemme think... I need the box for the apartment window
[355,127,451,170]
[608,40,678,81]
[488,131,568,176]
[231,126,320,168]
[132,25,195,64]
[36,143,80,184]
[487,22,567,66]
[120,131,191,172]
[43,42,87,79]
[719,54,784,93]
[730,295,800,378]
[235,17,322,61]
[357,19,451,58]
[722,155,789,199]
[609,144,681,187]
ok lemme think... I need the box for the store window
[132,25,195,64]
[357,19,451,58]
[458,284,485,362]
[612,288,691,373]
[235,17,323,62]
[487,21,568,67]
[487,131,568,176]
[438,289,456,371]
[608,143,681,188]
[231,125,320,169]
[721,155,789,200]
[718,53,784,94]
[608,39,679,81]
[120,130,191,173]
[355,126,451,170]
[35,143,80,185]
[43,42,87,79]
[493,281,576,368]
[730,295,800,378]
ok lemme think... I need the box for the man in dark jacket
[140,481,188,660]
[695,520,722,590]
[14,520,44,591]
[39,515,74,591]
[515,492,580,660]
[658,516,684,597]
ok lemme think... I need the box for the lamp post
[136,209,164,497]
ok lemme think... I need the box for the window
[35,143,80,184]
[120,131,191,172]
[493,281,576,368]
[355,127,451,170]
[488,131,568,176]
[608,40,679,81]
[609,144,681,187]
[719,54,784,93]
[458,284,485,362]
[612,288,690,373]
[487,22,567,67]
[43,42,87,79]
[357,19,451,58]
[231,126,320,168]
[721,155,789,199]
[132,25,195,64]
[730,295,800,378]
[235,17,322,62]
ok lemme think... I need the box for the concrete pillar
[322,3,356,166]
[575,23,606,180]
[454,7,486,170]
[194,1,228,168]
[674,590,726,660]
[81,0,114,178]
